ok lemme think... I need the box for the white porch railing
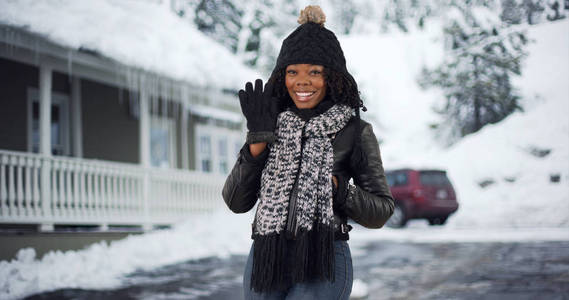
[0,150,225,230]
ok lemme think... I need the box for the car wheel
[428,216,448,226]
[387,204,407,228]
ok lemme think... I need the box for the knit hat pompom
[297,5,326,26]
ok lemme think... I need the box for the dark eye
[310,70,322,75]
[287,69,297,75]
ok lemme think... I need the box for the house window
[27,89,70,156]
[199,135,212,172]
[234,141,242,161]
[195,123,244,174]
[150,117,176,168]
[218,138,228,174]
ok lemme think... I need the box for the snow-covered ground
[0,11,568,300]
[0,211,254,299]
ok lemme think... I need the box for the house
[0,0,256,235]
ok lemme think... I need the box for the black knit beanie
[271,5,367,169]
[270,6,355,86]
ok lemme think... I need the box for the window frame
[195,123,244,174]
[27,87,70,156]
[150,115,177,169]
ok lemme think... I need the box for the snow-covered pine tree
[501,0,525,24]
[546,0,567,21]
[522,0,546,24]
[498,0,567,25]
[237,0,298,74]
[419,4,528,143]
[173,0,243,52]
[379,0,446,33]
[173,0,298,75]
[327,0,358,34]
[382,0,411,32]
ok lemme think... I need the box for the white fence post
[142,172,151,231]
[40,158,53,231]
[0,155,6,216]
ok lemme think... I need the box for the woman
[222,5,394,300]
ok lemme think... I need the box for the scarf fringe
[251,233,288,292]
[250,224,336,293]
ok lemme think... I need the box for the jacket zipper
[286,180,300,238]
[285,126,306,239]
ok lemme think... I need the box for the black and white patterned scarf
[250,104,353,292]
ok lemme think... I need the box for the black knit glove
[332,174,349,213]
[238,79,281,144]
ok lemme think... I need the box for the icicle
[161,85,167,117]
[151,77,158,116]
[33,33,40,65]
[67,50,73,82]
[173,94,179,119]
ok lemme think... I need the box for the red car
[385,169,459,227]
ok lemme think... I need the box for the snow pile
[0,210,254,299]
[340,21,445,167]
[342,19,569,228]
[434,95,568,228]
[350,279,370,299]
[0,0,258,90]
[351,225,569,245]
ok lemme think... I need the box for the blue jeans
[243,240,353,300]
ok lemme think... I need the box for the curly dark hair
[268,67,366,111]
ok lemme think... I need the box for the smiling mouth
[295,91,316,101]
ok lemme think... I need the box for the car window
[386,172,408,187]
[419,171,451,186]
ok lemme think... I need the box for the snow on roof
[0,0,258,90]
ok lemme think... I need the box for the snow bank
[341,21,446,169]
[0,210,254,299]
[427,19,569,228]
[350,278,369,299]
[0,0,258,90]
[342,19,569,228]
[351,224,569,246]
[1,212,567,299]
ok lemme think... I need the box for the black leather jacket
[222,117,394,239]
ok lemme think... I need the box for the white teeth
[296,92,314,97]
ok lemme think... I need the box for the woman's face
[285,64,326,109]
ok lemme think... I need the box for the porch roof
[188,104,243,124]
[0,0,258,92]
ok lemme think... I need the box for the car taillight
[413,189,425,202]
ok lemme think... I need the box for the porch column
[139,89,151,231]
[39,65,52,157]
[71,77,83,158]
[139,91,150,168]
[180,90,189,170]
[39,64,53,231]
